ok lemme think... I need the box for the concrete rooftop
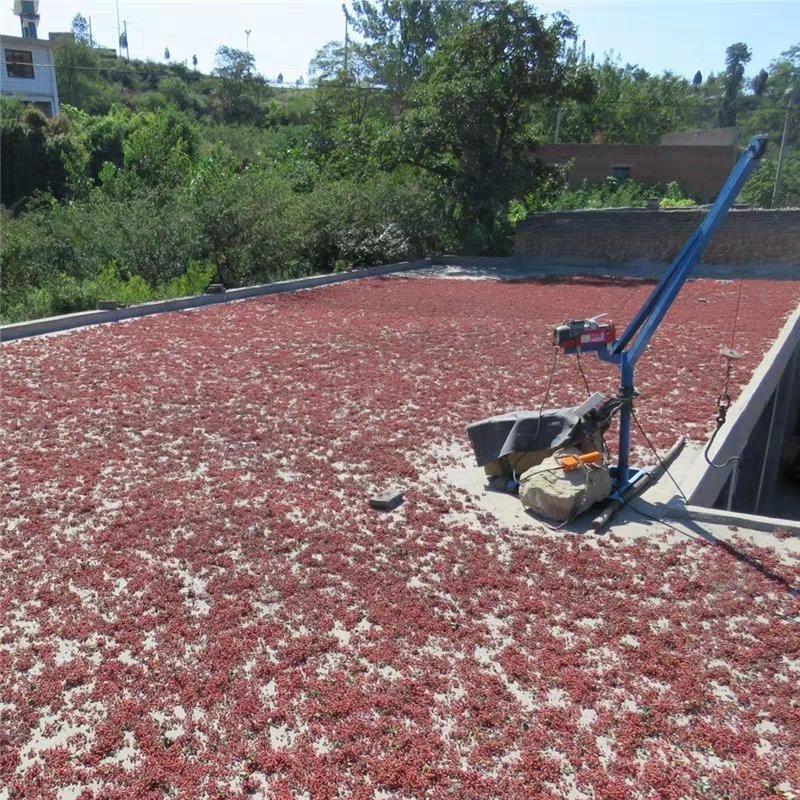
[2,267,799,798]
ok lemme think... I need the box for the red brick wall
[514,208,800,266]
[537,144,739,201]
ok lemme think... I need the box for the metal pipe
[772,99,791,207]
[617,357,634,484]
[754,389,779,514]
[726,459,738,511]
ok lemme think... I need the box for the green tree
[310,40,382,131]
[214,45,256,81]
[738,153,800,207]
[717,42,751,127]
[387,0,595,251]
[108,108,198,191]
[211,45,263,123]
[557,57,700,144]
[56,42,120,113]
[0,101,88,206]
[159,76,195,111]
[71,13,90,45]
[752,68,768,96]
[737,44,800,148]
[82,106,131,179]
[348,0,464,94]
[692,70,702,86]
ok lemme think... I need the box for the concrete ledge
[685,303,800,506]
[432,255,800,281]
[0,258,433,343]
[667,503,800,535]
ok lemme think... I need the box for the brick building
[536,142,740,202]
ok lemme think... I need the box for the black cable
[575,350,592,396]
[510,348,560,484]
[532,347,559,449]
[576,349,611,457]
[630,407,688,501]
[628,499,678,528]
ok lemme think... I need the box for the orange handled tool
[559,451,602,472]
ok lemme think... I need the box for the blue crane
[552,135,768,509]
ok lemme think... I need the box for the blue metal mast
[597,135,767,487]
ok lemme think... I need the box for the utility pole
[88,16,93,47]
[772,93,793,207]
[342,4,348,76]
[122,20,129,60]
[116,0,122,58]
[245,29,251,53]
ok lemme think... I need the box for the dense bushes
[0,98,707,325]
[0,102,455,323]
[0,102,88,207]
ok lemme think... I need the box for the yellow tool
[559,451,602,472]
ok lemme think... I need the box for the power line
[1,59,300,87]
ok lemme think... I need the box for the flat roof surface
[0,33,58,47]
[2,274,800,797]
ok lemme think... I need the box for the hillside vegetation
[1,0,798,323]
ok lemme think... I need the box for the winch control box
[553,315,616,353]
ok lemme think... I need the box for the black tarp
[467,397,623,467]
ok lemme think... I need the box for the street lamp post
[342,5,349,75]
[245,29,252,53]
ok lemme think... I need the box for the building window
[5,49,35,79]
[611,164,631,182]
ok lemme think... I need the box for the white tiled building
[0,34,60,116]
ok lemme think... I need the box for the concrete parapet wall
[514,208,800,266]
[0,258,432,343]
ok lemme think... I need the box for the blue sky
[2,0,797,83]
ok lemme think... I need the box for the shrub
[0,260,215,324]
[0,100,89,207]
[659,181,697,208]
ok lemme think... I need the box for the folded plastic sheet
[466,408,584,467]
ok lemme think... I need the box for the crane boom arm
[611,134,767,366]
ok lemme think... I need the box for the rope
[631,408,687,501]
[704,280,745,471]
[728,279,744,351]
